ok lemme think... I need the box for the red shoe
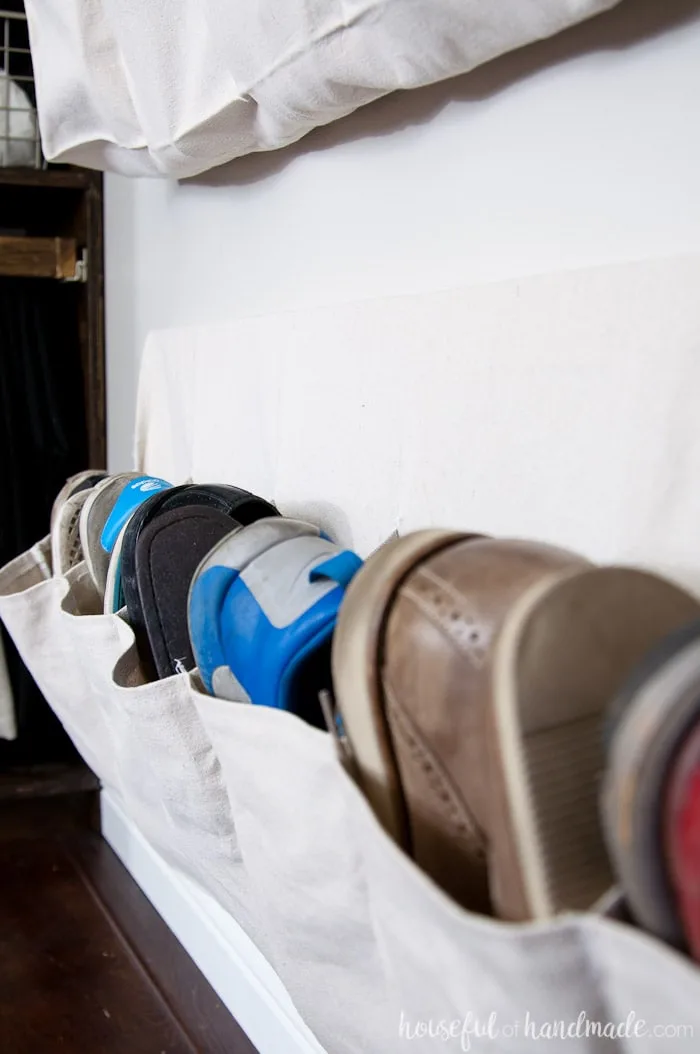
[602,621,700,947]
[665,720,700,960]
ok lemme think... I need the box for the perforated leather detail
[385,685,486,856]
[402,567,491,667]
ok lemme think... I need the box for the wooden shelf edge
[0,763,99,802]
[0,235,78,279]
[0,166,94,189]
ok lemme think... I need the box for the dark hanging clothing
[0,277,87,765]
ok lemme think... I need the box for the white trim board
[100,789,327,1054]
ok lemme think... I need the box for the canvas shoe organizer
[2,537,700,1054]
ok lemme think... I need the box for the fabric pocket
[57,591,248,925]
[346,776,700,1053]
[5,540,700,1054]
[195,693,394,1054]
[0,541,245,923]
[0,538,117,784]
[197,695,700,1053]
[104,665,250,927]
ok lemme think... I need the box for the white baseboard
[100,788,327,1054]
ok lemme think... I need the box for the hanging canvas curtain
[24,0,621,179]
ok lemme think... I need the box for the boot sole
[493,566,700,919]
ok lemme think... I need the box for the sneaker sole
[80,473,140,596]
[51,487,93,576]
[50,469,108,535]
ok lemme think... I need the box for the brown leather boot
[333,532,700,920]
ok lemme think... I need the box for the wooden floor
[0,768,257,1054]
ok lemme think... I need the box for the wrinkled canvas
[25,0,620,177]
[2,538,699,1053]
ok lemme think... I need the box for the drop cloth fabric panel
[351,781,700,1053]
[134,254,700,585]
[133,330,197,484]
[4,532,700,1052]
[195,696,393,1054]
[0,539,117,784]
[0,542,254,935]
[24,0,620,177]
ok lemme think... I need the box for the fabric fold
[25,0,620,177]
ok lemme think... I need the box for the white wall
[105,0,700,470]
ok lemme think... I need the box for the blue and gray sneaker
[80,473,171,600]
[188,518,362,727]
[99,475,172,613]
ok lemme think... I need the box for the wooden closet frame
[0,165,106,467]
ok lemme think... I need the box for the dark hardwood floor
[0,767,257,1054]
